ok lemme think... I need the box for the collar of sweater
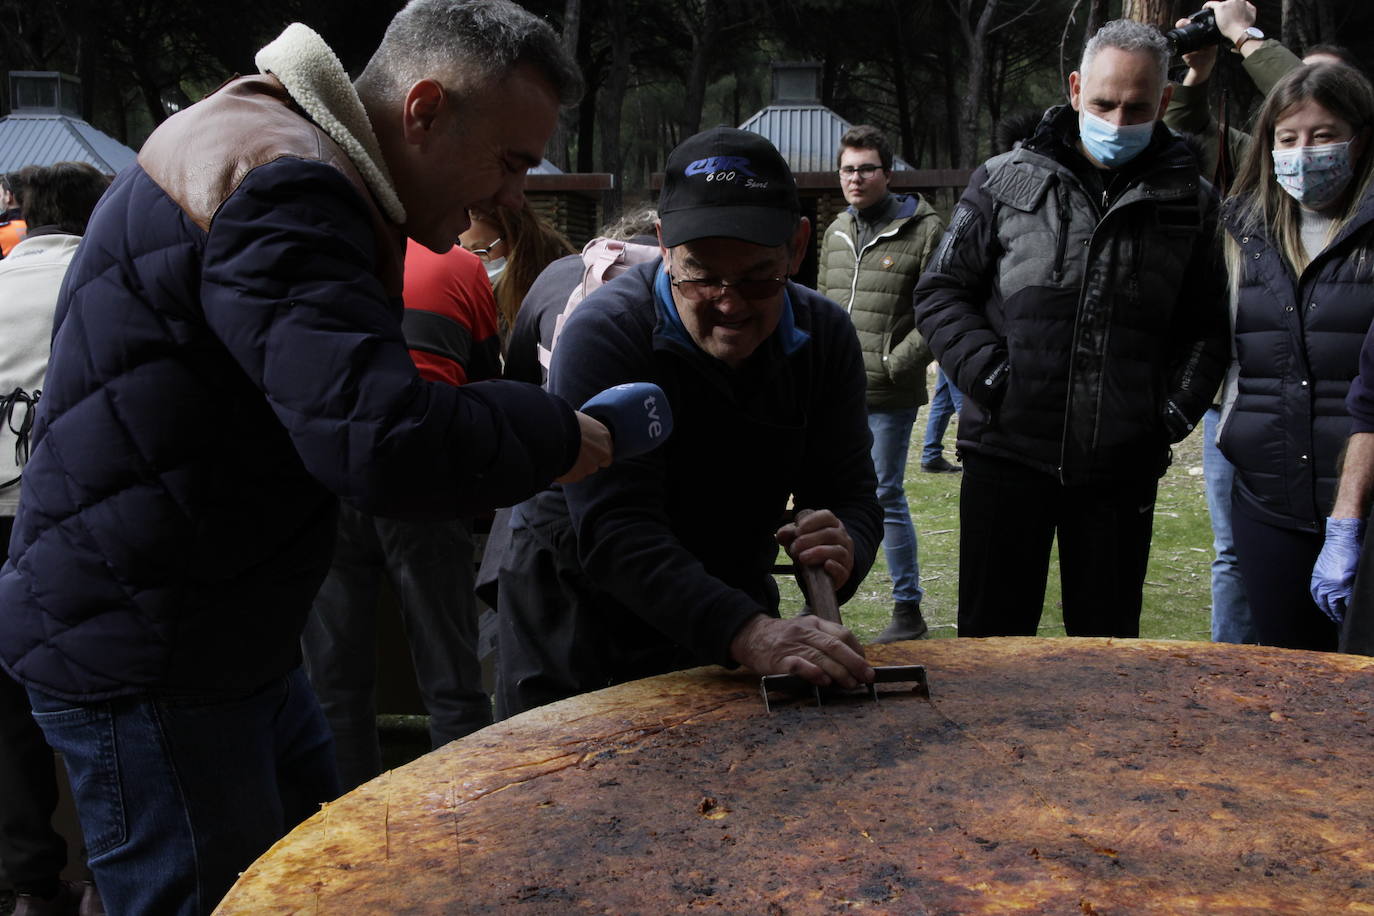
[255,23,406,225]
[857,193,899,226]
[845,193,917,225]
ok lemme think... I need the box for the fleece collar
[255,23,406,225]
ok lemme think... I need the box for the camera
[1165,9,1221,55]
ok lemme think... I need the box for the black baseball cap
[658,127,800,248]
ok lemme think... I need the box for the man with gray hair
[0,2,611,913]
[914,19,1228,639]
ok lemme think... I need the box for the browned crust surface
[216,638,1374,914]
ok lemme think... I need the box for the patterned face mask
[1271,141,1354,209]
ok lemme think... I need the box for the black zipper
[1052,179,1071,283]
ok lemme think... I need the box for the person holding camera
[1220,62,1374,652]
[1164,0,1357,181]
[1162,0,1355,648]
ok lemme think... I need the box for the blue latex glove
[1311,517,1366,624]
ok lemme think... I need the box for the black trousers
[0,514,67,890]
[493,509,700,721]
[957,452,1157,638]
[1345,510,1374,655]
[1230,507,1338,652]
[301,506,490,793]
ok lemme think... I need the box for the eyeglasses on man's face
[669,271,788,302]
[839,164,883,180]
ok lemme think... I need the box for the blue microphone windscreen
[580,382,673,459]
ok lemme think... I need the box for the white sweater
[0,232,82,516]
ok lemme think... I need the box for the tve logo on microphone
[581,382,674,460]
[643,391,664,439]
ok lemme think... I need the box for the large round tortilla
[217,638,1374,914]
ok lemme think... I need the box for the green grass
[781,405,1215,643]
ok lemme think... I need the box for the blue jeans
[1203,407,1254,643]
[26,669,338,916]
[920,368,964,465]
[868,407,924,604]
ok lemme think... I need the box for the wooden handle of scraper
[792,509,843,626]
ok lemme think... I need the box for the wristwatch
[1234,27,1264,51]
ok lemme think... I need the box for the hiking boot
[873,600,929,643]
[921,455,962,473]
[13,881,82,916]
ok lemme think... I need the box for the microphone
[580,382,673,459]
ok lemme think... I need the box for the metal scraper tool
[759,559,929,713]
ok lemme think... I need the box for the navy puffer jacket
[0,75,580,701]
[1219,187,1374,532]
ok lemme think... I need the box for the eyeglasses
[669,272,788,301]
[839,164,883,180]
[466,238,503,261]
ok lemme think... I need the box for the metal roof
[738,104,913,173]
[0,113,136,176]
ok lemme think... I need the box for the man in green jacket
[817,125,944,642]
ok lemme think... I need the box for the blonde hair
[1225,63,1374,286]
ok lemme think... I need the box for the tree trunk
[1121,0,1174,27]
[1315,0,1335,44]
[133,66,168,126]
[938,21,962,167]
[951,0,999,168]
[548,0,581,170]
[1281,0,1310,53]
[577,85,597,174]
[1084,0,1110,37]
[986,34,1009,129]
[575,19,597,175]
[679,0,715,138]
[598,0,631,214]
[820,55,837,108]
[70,0,99,122]
[886,3,915,166]
[1280,0,1328,51]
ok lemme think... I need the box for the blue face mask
[1078,108,1155,168]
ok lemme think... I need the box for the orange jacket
[0,217,26,256]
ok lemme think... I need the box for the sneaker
[921,455,962,473]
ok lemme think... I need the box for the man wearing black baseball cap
[495,127,883,716]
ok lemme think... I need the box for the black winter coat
[1219,187,1374,532]
[914,106,1229,484]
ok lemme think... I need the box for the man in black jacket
[495,128,883,717]
[914,19,1228,638]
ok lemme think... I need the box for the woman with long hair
[460,203,575,345]
[1218,62,1374,650]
